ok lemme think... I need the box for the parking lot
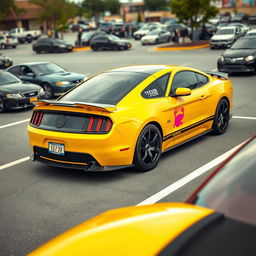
[0,32,256,256]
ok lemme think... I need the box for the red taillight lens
[30,111,44,127]
[84,116,112,134]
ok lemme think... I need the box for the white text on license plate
[48,143,65,155]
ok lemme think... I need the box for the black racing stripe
[163,116,214,142]
[157,212,223,256]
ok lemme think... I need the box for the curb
[154,44,210,51]
[72,46,91,52]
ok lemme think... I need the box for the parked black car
[90,35,132,51]
[32,38,73,53]
[112,24,126,37]
[0,70,44,112]
[75,31,106,46]
[99,22,114,34]
[7,62,86,99]
[249,14,256,24]
[70,23,90,32]
[217,37,256,74]
[0,54,12,69]
[231,13,249,24]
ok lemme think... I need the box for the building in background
[1,0,42,31]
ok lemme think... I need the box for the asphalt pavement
[0,32,255,256]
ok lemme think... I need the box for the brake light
[84,116,112,134]
[30,111,44,127]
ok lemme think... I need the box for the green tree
[170,0,218,41]
[104,0,121,15]
[29,0,78,35]
[81,0,105,18]
[0,0,23,23]
[144,0,169,11]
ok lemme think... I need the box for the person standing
[77,27,83,47]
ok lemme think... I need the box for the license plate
[48,142,65,155]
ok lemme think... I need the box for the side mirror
[173,87,192,97]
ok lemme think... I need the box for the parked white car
[133,24,162,40]
[210,26,242,49]
[141,30,171,45]
[8,27,41,43]
[0,34,18,49]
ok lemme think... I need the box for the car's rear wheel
[133,124,162,172]
[42,83,54,99]
[0,97,6,113]
[26,35,33,43]
[212,98,230,135]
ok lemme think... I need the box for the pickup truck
[8,28,41,43]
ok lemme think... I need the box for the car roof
[108,65,177,75]
[219,26,236,30]
[11,62,50,66]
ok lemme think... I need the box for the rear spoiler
[205,71,229,80]
[33,100,117,113]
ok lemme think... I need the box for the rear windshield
[216,29,234,35]
[59,71,149,105]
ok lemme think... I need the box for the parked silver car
[210,26,242,49]
[141,30,171,45]
[0,34,18,49]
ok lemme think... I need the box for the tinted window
[8,66,20,76]
[21,66,33,76]
[195,138,256,226]
[216,29,235,35]
[30,63,65,76]
[142,73,170,98]
[195,72,209,87]
[94,36,107,41]
[170,71,198,95]
[231,38,256,49]
[59,71,149,105]
[37,38,49,43]
[0,71,20,85]
[0,36,4,40]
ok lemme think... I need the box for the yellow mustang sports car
[28,65,233,171]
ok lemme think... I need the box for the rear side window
[59,71,149,105]
[170,71,198,95]
[141,73,170,98]
[195,72,209,87]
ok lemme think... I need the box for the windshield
[231,38,256,49]
[147,31,160,35]
[82,32,93,39]
[109,35,120,41]
[59,71,149,105]
[0,72,20,85]
[194,138,256,226]
[216,29,234,35]
[140,25,150,30]
[31,63,65,76]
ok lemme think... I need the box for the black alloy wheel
[133,124,162,172]
[0,97,6,113]
[26,35,33,43]
[42,83,54,99]
[35,48,41,54]
[212,98,230,135]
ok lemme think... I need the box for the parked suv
[0,34,18,49]
[231,13,249,24]
[210,26,242,49]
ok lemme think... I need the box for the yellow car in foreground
[28,65,233,171]
[29,136,256,256]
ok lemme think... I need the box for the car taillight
[30,111,44,127]
[85,116,112,134]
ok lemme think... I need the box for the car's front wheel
[212,98,230,135]
[42,83,54,99]
[133,124,162,172]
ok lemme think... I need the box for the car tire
[42,83,54,99]
[35,48,41,54]
[26,35,33,43]
[212,98,230,135]
[155,39,159,45]
[113,45,119,51]
[12,45,16,49]
[91,45,98,51]
[133,124,162,172]
[0,97,6,113]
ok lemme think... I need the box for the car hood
[223,49,256,58]
[211,34,234,40]
[39,72,86,82]
[0,81,40,94]
[28,203,214,256]
[142,35,158,40]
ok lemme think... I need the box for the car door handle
[200,94,209,99]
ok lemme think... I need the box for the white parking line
[137,141,245,206]
[0,156,30,171]
[233,116,256,120]
[0,119,30,129]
